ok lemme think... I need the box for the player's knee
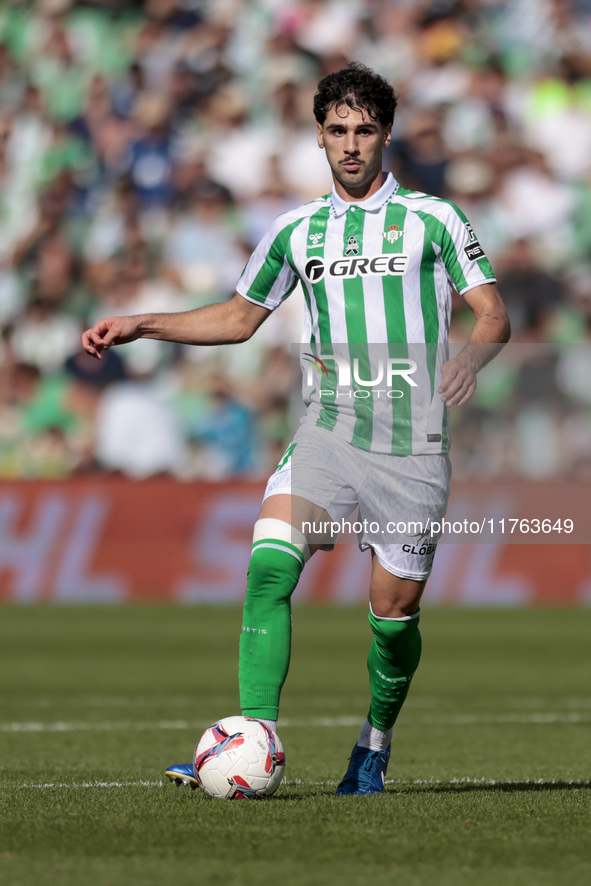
[246,520,308,604]
[371,599,421,619]
[252,518,309,561]
[246,550,297,603]
[369,603,421,643]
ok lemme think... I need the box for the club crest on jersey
[304,254,409,283]
[345,236,359,256]
[381,229,406,243]
[308,232,323,247]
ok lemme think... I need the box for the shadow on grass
[389,780,591,795]
[272,781,591,803]
[273,780,591,800]
[272,789,339,800]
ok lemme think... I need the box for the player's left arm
[439,282,511,407]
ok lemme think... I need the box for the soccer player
[82,63,510,795]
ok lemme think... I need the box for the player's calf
[239,519,309,722]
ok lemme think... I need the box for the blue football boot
[335,743,391,795]
[165,763,199,789]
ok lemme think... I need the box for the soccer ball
[193,716,286,800]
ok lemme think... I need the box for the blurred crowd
[0,0,590,481]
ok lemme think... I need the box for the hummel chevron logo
[308,233,323,247]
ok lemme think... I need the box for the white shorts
[264,423,451,580]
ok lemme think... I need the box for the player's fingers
[446,379,476,406]
[437,369,454,393]
[100,319,131,348]
[442,369,476,404]
[100,325,119,347]
[438,362,463,394]
[439,371,466,402]
[88,320,120,349]
[81,330,103,359]
[456,381,477,407]
[84,321,108,342]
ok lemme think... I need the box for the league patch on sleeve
[464,242,485,261]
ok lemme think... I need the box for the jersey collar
[330,171,399,217]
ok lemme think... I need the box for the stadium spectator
[1,0,590,480]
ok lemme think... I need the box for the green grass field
[1,606,590,886]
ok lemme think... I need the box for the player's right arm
[83,207,303,359]
[82,293,271,359]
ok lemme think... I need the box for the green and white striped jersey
[236,173,495,455]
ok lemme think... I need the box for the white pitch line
[404,712,591,725]
[2,712,591,734]
[387,777,591,787]
[281,713,591,726]
[18,780,165,789]
[10,697,205,709]
[0,720,205,733]
[8,696,591,711]
[279,716,363,727]
[0,718,364,733]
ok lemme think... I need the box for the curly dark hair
[313,62,398,127]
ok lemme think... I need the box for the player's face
[317,103,391,198]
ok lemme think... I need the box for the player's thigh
[357,453,451,548]
[369,550,426,618]
[258,494,333,555]
[260,426,361,547]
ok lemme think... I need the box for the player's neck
[332,170,386,203]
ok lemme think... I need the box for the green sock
[239,539,304,721]
[367,607,422,732]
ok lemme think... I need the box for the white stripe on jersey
[236,173,496,454]
[358,206,395,445]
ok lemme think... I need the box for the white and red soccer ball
[193,716,286,800]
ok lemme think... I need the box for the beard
[329,156,382,194]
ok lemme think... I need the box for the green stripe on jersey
[382,202,412,454]
[441,402,449,450]
[342,208,368,340]
[238,181,497,456]
[418,209,468,295]
[418,229,440,349]
[418,228,439,399]
[244,218,303,306]
[381,203,408,345]
[431,199,495,291]
[412,206,455,449]
[342,208,373,450]
[307,206,338,432]
[476,255,494,279]
[307,206,333,344]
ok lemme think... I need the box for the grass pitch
[0,605,590,886]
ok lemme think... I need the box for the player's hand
[438,357,477,406]
[82,316,143,359]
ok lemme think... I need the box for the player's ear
[383,124,392,149]
[317,121,325,149]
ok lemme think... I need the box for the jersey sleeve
[439,202,496,296]
[236,215,300,311]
